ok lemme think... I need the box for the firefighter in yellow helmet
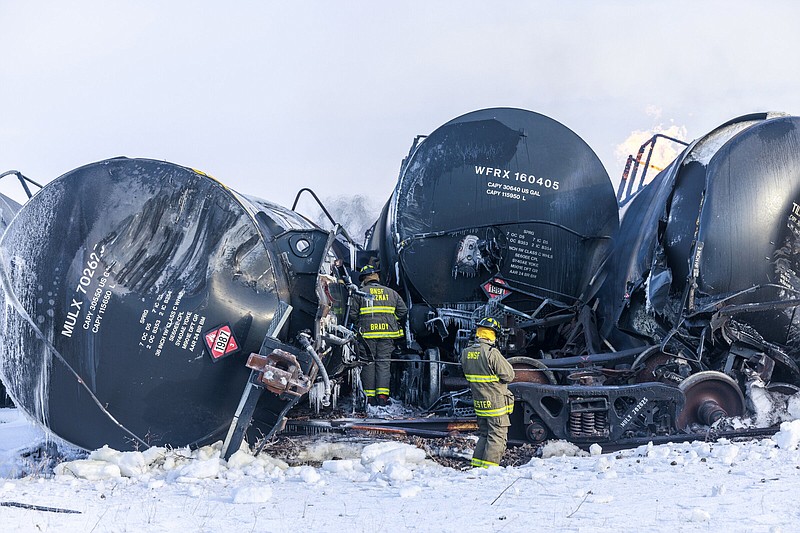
[460,317,515,468]
[349,265,408,406]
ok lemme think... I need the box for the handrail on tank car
[617,134,689,207]
[0,170,44,199]
[398,135,428,176]
[398,220,614,250]
[291,187,338,227]
[291,186,360,249]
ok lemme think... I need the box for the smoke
[615,123,689,178]
[310,194,382,246]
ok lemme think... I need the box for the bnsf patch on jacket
[368,288,390,301]
[467,350,480,359]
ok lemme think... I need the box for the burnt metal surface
[282,416,479,438]
[693,117,800,344]
[0,158,318,451]
[373,107,619,310]
[598,114,800,348]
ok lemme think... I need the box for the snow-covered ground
[1,407,799,533]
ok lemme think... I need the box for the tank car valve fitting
[246,350,311,397]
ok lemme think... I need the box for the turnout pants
[361,338,394,398]
[472,415,510,467]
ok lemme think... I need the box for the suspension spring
[569,412,583,435]
[581,412,595,433]
[595,411,607,432]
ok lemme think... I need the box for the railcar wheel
[507,356,557,385]
[677,371,745,428]
[631,347,674,384]
[525,418,550,444]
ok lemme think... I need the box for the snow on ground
[2,408,800,532]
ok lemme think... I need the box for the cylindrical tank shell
[379,108,618,308]
[0,158,313,450]
[600,114,800,351]
[691,117,800,344]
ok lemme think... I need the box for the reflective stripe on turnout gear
[364,389,376,397]
[471,458,499,468]
[474,404,514,417]
[361,330,404,339]
[359,306,397,314]
[376,387,390,396]
[464,373,500,383]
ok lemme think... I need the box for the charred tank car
[365,107,620,408]
[0,158,354,453]
[595,113,800,432]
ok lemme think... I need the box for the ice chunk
[361,442,426,469]
[773,419,800,449]
[176,458,220,480]
[227,449,256,469]
[195,443,221,461]
[299,465,321,484]
[788,394,800,419]
[142,446,167,465]
[384,463,413,482]
[55,459,121,480]
[540,440,585,458]
[88,447,149,477]
[321,459,357,473]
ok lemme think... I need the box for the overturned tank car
[588,113,800,435]
[0,158,356,454]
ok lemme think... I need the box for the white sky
[2,1,800,209]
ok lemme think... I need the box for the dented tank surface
[372,107,619,309]
[600,113,800,351]
[0,157,327,451]
[506,114,800,448]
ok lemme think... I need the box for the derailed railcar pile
[2,108,800,455]
[364,109,800,448]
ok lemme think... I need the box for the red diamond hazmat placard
[203,324,240,362]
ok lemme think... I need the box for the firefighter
[349,265,408,406]
[460,317,515,468]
